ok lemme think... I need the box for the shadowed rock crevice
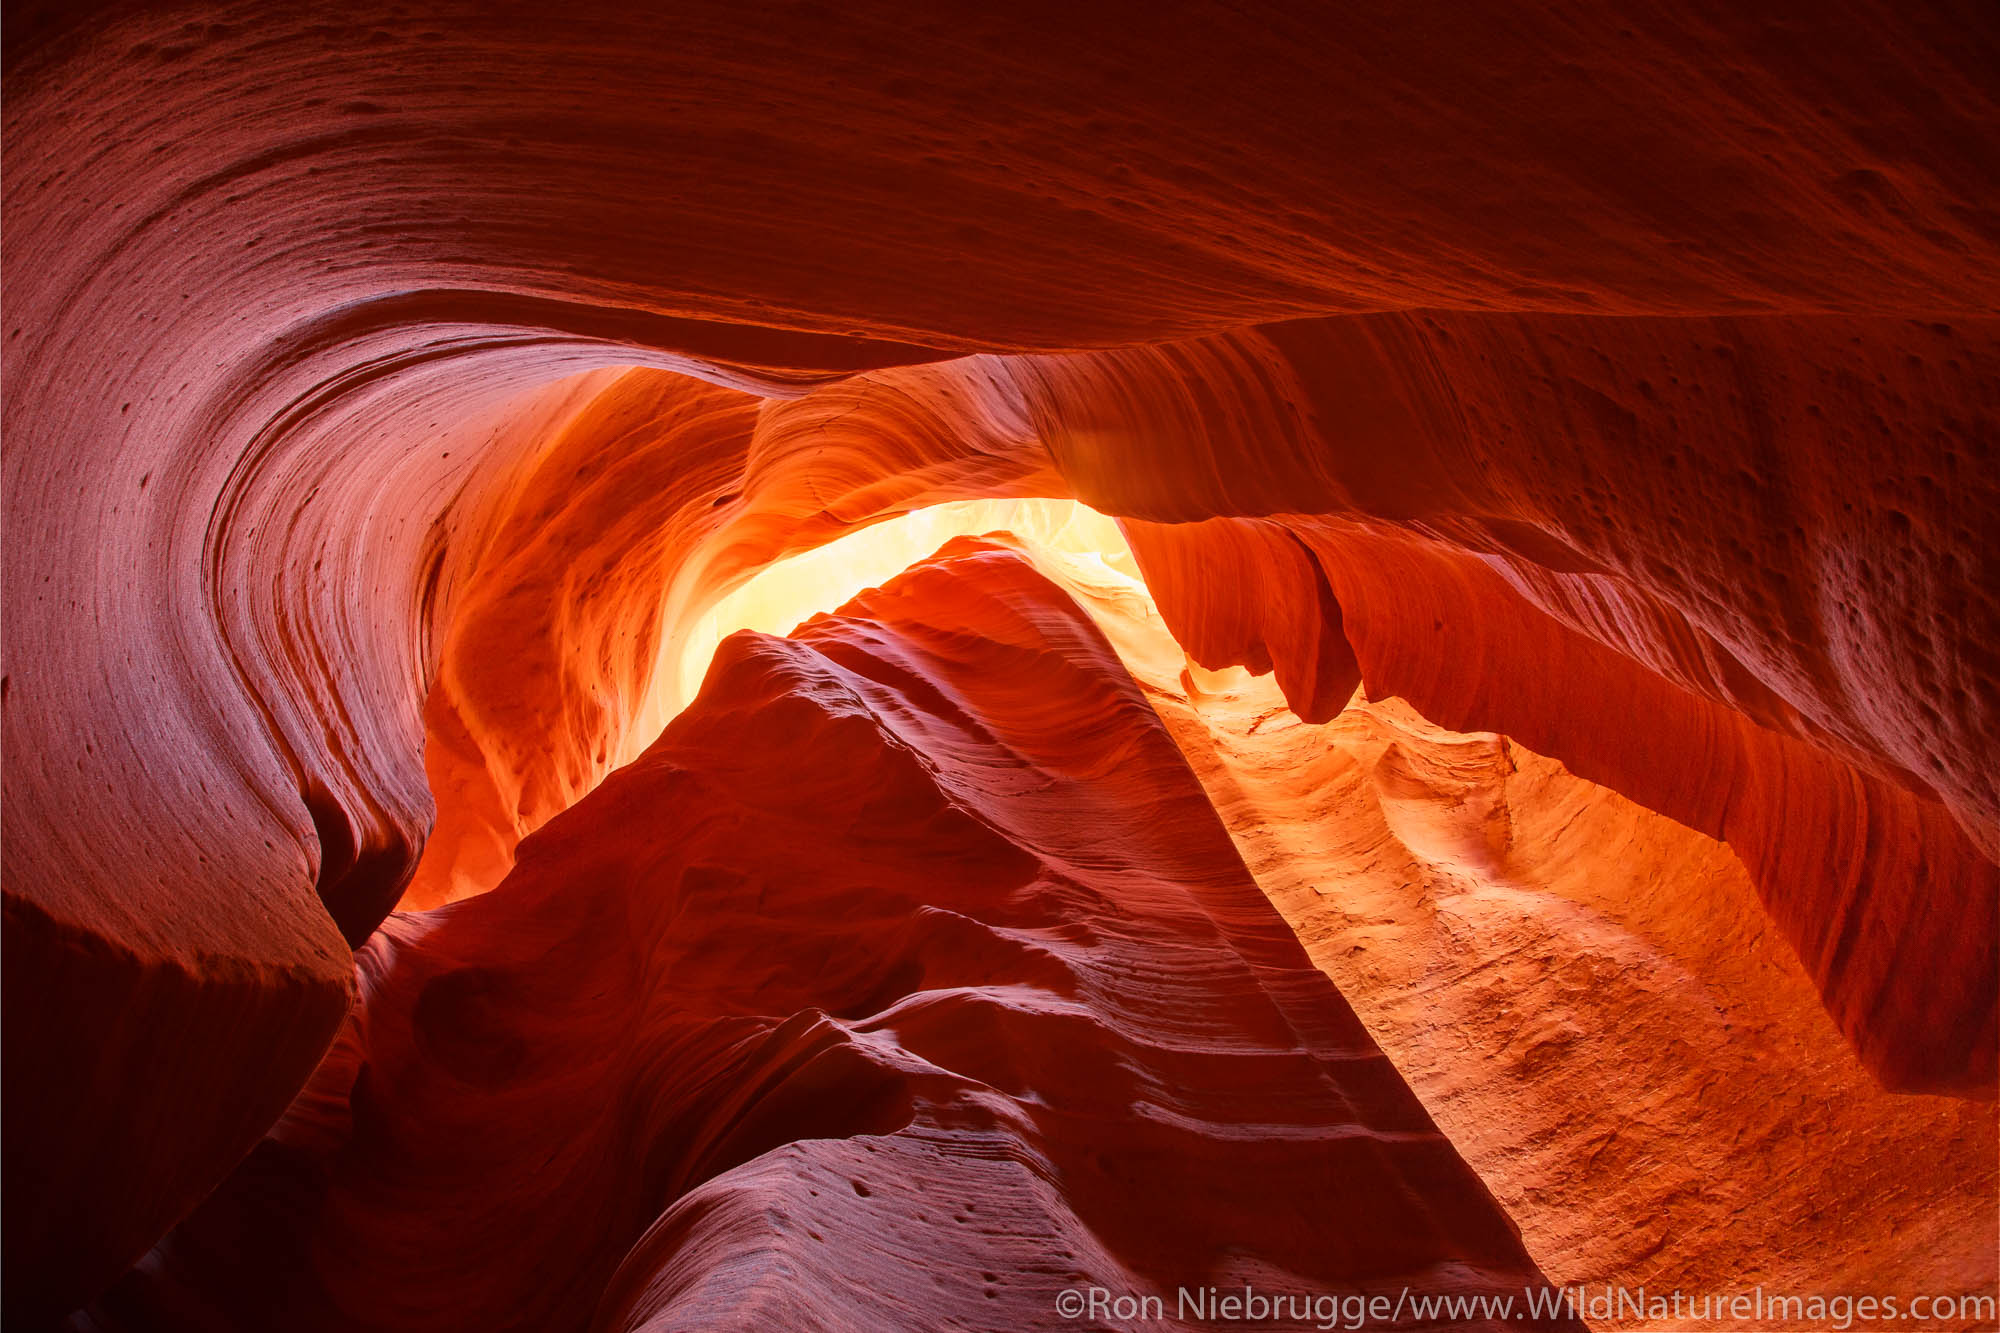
[80,544,1583,1333]
[6,3,1999,1324]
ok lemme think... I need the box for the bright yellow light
[628,499,1155,754]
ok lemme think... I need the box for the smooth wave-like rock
[6,1,1998,1320]
[415,314,2000,1097]
[81,541,1580,1332]
[408,360,1062,908]
[1031,530,1998,1327]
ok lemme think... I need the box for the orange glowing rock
[84,542,1581,1332]
[5,1,1998,1322]
[1053,554,1999,1324]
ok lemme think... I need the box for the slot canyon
[3,2,1997,1329]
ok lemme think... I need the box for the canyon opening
[3,3,1997,1331]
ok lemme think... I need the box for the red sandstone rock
[5,1,1999,1320]
[415,314,2000,1100]
[1046,553,1998,1327]
[409,360,1065,908]
[81,542,1579,1332]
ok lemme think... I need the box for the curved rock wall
[81,541,1582,1332]
[6,0,1998,1321]
[1027,531,1998,1326]
[417,316,2000,1097]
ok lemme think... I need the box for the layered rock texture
[1040,541,1998,1327]
[5,0,1999,1326]
[78,540,1583,1331]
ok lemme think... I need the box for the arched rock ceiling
[4,0,1998,1321]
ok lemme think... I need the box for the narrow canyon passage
[82,539,1591,1332]
[1045,532,1998,1320]
[6,2,2000,1329]
[61,503,2000,1331]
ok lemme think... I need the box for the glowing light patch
[628,500,1145,751]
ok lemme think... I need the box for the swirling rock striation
[417,314,2000,1098]
[1026,533,1999,1326]
[82,542,1579,1333]
[5,0,1999,1319]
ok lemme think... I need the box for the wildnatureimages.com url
[1053,1284,2000,1330]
